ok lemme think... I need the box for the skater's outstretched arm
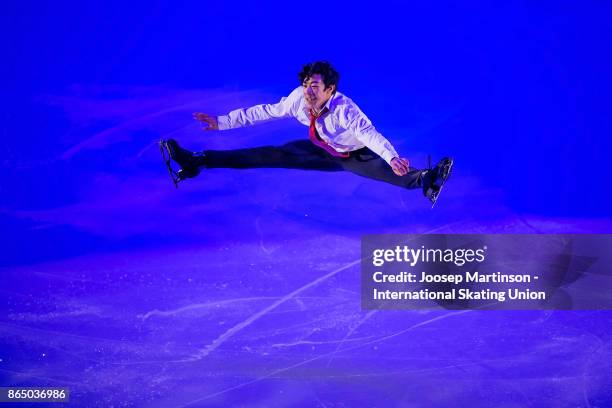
[193,87,301,131]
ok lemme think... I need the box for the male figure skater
[160,61,453,205]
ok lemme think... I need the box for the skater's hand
[193,112,219,131]
[390,157,410,176]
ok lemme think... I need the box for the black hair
[298,61,339,93]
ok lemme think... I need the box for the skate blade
[431,159,454,208]
[430,187,442,208]
[159,140,181,188]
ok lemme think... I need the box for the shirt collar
[307,91,337,116]
[324,91,338,111]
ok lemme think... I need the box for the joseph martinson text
[372,271,547,302]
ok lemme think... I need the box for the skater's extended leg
[204,140,343,171]
[161,137,452,205]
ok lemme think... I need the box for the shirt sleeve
[217,87,301,130]
[347,110,399,166]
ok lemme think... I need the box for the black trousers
[203,139,425,190]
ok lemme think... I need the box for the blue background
[4,1,611,216]
[3,1,612,217]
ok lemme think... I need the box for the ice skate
[423,157,454,208]
[159,138,202,188]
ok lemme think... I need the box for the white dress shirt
[217,87,400,165]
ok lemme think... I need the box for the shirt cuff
[380,150,397,166]
[217,115,231,130]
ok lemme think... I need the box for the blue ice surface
[1,1,612,406]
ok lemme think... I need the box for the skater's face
[302,74,335,111]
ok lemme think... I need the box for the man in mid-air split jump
[160,61,453,206]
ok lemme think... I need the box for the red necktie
[308,108,350,158]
